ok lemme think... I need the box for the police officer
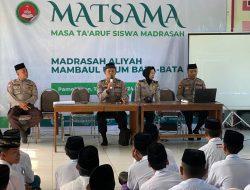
[177,64,208,139]
[96,62,130,146]
[135,66,160,128]
[7,63,42,143]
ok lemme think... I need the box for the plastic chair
[158,89,186,134]
[70,88,96,136]
[40,89,61,142]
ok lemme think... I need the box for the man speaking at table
[177,64,208,140]
[96,62,130,146]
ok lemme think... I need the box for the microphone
[110,76,114,89]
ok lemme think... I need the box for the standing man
[177,64,208,139]
[96,62,130,146]
[7,63,42,143]
[199,118,225,171]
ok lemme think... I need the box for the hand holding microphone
[108,76,114,90]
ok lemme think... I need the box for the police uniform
[207,130,250,190]
[0,129,25,190]
[96,63,129,146]
[7,63,42,136]
[135,79,160,126]
[177,64,207,135]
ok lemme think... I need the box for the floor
[13,126,250,190]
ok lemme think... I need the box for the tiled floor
[15,126,250,190]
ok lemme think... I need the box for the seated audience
[207,130,250,189]
[140,142,181,190]
[127,133,153,190]
[55,136,84,189]
[0,164,10,190]
[170,149,218,190]
[4,129,41,190]
[0,129,25,190]
[199,118,225,171]
[60,145,99,190]
[87,164,115,190]
[144,124,179,172]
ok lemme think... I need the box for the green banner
[51,82,136,95]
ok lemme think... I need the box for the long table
[53,101,223,152]
[140,101,223,139]
[53,102,138,152]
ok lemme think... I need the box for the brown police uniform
[7,78,42,131]
[135,79,160,126]
[177,77,208,134]
[96,78,129,145]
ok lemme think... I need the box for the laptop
[194,88,217,103]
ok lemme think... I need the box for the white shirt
[0,160,25,190]
[199,138,225,170]
[55,159,79,190]
[245,184,250,190]
[207,154,250,190]
[170,178,219,190]
[60,176,89,190]
[140,167,181,190]
[12,150,34,184]
[128,150,178,190]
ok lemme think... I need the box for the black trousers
[8,105,42,130]
[182,111,208,132]
[96,111,128,134]
[144,111,155,126]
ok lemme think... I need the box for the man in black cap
[61,145,99,190]
[0,164,10,190]
[207,130,250,190]
[170,149,218,190]
[177,63,208,139]
[96,62,130,146]
[55,136,84,189]
[140,142,181,190]
[0,129,25,190]
[88,164,115,190]
[5,129,41,190]
[199,118,225,171]
[127,133,153,190]
[7,63,42,143]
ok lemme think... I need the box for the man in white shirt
[170,149,218,190]
[0,164,10,190]
[0,129,25,190]
[88,164,115,190]
[199,118,225,171]
[4,129,41,190]
[55,136,84,189]
[141,142,181,190]
[60,145,99,190]
[207,130,250,189]
[127,133,153,190]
